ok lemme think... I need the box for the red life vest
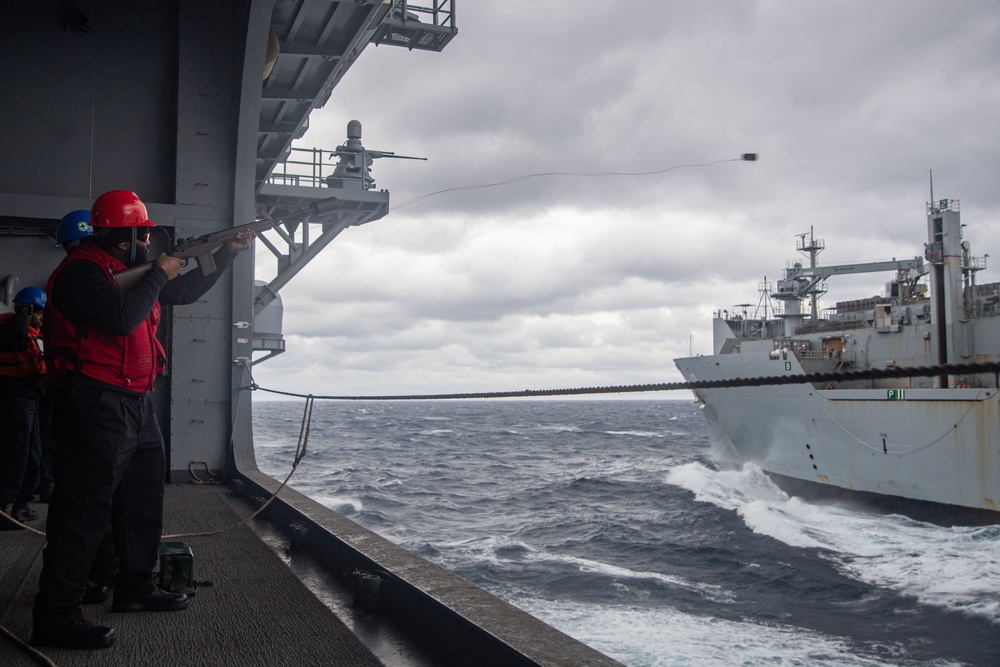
[45,243,164,393]
[0,314,45,377]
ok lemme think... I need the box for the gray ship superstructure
[675,199,1000,519]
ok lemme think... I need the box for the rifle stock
[112,197,339,291]
[113,261,156,292]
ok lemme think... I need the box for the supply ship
[0,2,623,665]
[675,200,1000,522]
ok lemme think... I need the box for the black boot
[30,616,117,649]
[112,587,189,612]
[0,505,25,531]
[12,503,38,522]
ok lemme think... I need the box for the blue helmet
[13,286,46,310]
[56,209,93,245]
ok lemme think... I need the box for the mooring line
[241,360,1000,401]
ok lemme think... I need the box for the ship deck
[0,483,390,667]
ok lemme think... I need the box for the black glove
[15,303,33,319]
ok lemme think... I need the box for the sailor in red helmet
[31,190,253,650]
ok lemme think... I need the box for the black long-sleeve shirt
[51,247,239,337]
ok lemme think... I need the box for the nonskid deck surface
[0,483,383,667]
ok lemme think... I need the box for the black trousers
[0,394,41,508]
[34,384,164,619]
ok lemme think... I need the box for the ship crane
[787,256,926,289]
[772,255,926,337]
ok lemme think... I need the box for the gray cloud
[252,1,1000,398]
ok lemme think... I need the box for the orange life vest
[0,314,44,377]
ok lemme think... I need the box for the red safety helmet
[91,190,156,228]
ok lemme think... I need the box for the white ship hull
[675,350,1000,516]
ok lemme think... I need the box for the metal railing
[373,0,457,51]
[266,147,338,189]
[397,0,455,29]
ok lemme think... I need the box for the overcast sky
[250,1,1000,399]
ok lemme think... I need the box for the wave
[427,533,730,604]
[312,494,364,514]
[665,462,1000,625]
[517,597,931,667]
[535,424,583,433]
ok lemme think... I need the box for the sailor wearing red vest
[31,190,253,650]
[0,286,47,531]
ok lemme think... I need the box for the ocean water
[252,399,1000,667]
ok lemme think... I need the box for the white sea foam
[313,495,364,514]
[665,461,788,510]
[536,424,582,433]
[665,462,1000,624]
[517,597,929,667]
[420,428,454,436]
[431,533,731,603]
[605,430,666,438]
[537,549,731,602]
